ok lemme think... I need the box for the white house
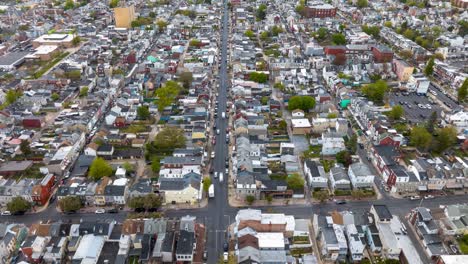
[348,163,375,189]
[303,160,328,189]
[446,111,468,133]
[321,136,346,156]
[408,74,430,95]
[329,165,351,190]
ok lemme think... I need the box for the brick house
[31,173,56,205]
[371,45,394,63]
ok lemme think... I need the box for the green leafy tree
[89,157,113,181]
[327,113,338,119]
[332,33,346,45]
[203,177,212,193]
[399,49,413,60]
[151,157,161,173]
[6,90,21,104]
[278,120,287,130]
[249,72,268,83]
[351,189,365,200]
[426,111,437,134]
[361,24,380,38]
[295,0,306,16]
[122,162,134,173]
[7,197,31,213]
[458,78,467,103]
[259,31,269,41]
[261,96,269,105]
[424,57,435,76]
[361,80,389,104]
[388,105,404,120]
[336,150,352,167]
[65,70,81,80]
[142,193,162,210]
[128,197,144,210]
[59,196,82,212]
[287,173,305,190]
[64,0,75,10]
[72,36,81,46]
[315,27,328,41]
[156,19,168,31]
[79,86,89,97]
[244,29,255,38]
[149,11,156,18]
[433,126,457,153]
[20,140,31,156]
[151,127,186,152]
[109,0,119,8]
[155,80,181,111]
[256,4,267,20]
[410,126,432,150]
[178,71,193,89]
[287,96,316,112]
[357,0,368,8]
[137,105,150,120]
[266,195,273,204]
[274,82,285,91]
[18,24,29,31]
[384,21,392,28]
[246,195,255,205]
[314,190,330,203]
[347,134,358,154]
[51,93,60,101]
[271,25,283,36]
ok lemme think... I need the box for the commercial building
[32,34,74,48]
[114,6,136,29]
[304,3,337,18]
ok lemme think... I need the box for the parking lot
[428,84,461,110]
[388,92,442,124]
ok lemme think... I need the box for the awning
[446,183,463,189]
[427,183,444,190]
[418,185,428,191]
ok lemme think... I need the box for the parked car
[335,200,346,205]
[409,195,420,200]
[107,208,118,213]
[424,195,434,199]
[1,211,11,216]
[95,209,106,214]
[223,242,229,251]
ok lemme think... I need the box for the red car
[212,138,216,145]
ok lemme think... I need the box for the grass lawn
[458,238,468,254]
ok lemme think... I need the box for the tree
[424,57,435,76]
[18,24,29,31]
[399,49,413,60]
[384,21,392,28]
[426,111,437,134]
[246,195,255,205]
[278,120,287,130]
[295,0,306,16]
[156,19,168,31]
[327,113,338,119]
[458,78,468,103]
[256,4,267,20]
[347,134,358,154]
[149,11,156,18]
[59,196,82,212]
[151,157,161,173]
[7,197,31,214]
[79,86,89,97]
[274,82,285,91]
[357,0,368,8]
[433,126,457,153]
[388,105,404,120]
[64,0,75,10]
[410,126,432,150]
[109,0,119,8]
[203,177,212,193]
[287,173,305,190]
[361,24,380,38]
[351,190,365,200]
[179,71,193,89]
[314,190,329,203]
[128,197,144,210]
[271,25,283,36]
[65,70,81,80]
[261,96,269,105]
[72,36,81,46]
[89,157,113,181]
[287,96,316,112]
[155,80,181,111]
[137,105,150,120]
[122,162,134,173]
[151,126,186,152]
[143,193,162,211]
[332,33,346,45]
[266,195,273,204]
[6,90,21,105]
[361,80,389,104]
[336,150,352,167]
[244,29,255,38]
[51,93,60,101]
[249,72,268,83]
[315,27,328,41]
[20,140,31,156]
[259,31,269,41]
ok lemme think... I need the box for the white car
[211,151,215,158]
[424,195,435,199]
[426,104,431,109]
[431,90,437,96]
[223,252,228,262]
[95,209,106,214]
[1,211,11,216]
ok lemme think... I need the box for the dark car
[223,242,228,252]
[65,210,76,215]
[12,211,25,216]
[107,208,118,214]
[335,200,347,205]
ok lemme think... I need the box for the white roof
[236,209,262,222]
[257,232,284,249]
[73,234,105,260]
[34,45,58,54]
[34,33,74,43]
[52,146,73,161]
[437,255,468,264]
[291,118,311,128]
[113,178,128,186]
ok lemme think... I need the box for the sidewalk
[228,186,308,207]
[161,198,208,210]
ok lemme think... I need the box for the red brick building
[451,0,468,9]
[304,4,337,18]
[324,46,346,56]
[371,45,394,63]
[31,173,56,205]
